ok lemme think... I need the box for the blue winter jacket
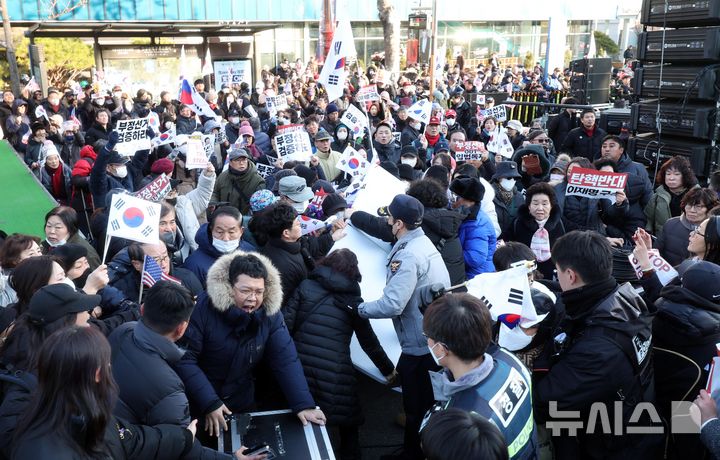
[174,252,316,416]
[458,204,496,278]
[182,223,254,288]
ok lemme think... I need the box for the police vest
[423,348,537,460]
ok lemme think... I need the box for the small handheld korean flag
[107,194,161,245]
[466,266,538,332]
[336,146,369,177]
[297,215,338,236]
[407,99,432,124]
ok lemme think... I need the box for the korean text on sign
[566,167,628,201]
[454,141,487,161]
[115,117,150,156]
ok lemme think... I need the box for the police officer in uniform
[421,293,537,460]
[353,194,451,460]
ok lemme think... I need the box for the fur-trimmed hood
[205,250,283,316]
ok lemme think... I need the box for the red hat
[151,158,175,175]
[428,116,441,126]
[445,109,457,118]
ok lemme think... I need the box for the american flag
[141,255,181,287]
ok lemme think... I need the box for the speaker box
[570,58,613,75]
[633,65,720,101]
[570,73,612,92]
[572,89,611,105]
[638,28,720,63]
[631,102,718,140]
[641,0,720,27]
[599,108,632,135]
[629,134,716,177]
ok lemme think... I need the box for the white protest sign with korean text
[356,85,381,103]
[274,129,313,162]
[266,94,289,117]
[479,105,507,122]
[213,60,252,88]
[115,117,150,156]
[340,104,368,137]
[185,136,208,169]
[628,249,679,286]
[454,141,487,161]
[566,167,628,201]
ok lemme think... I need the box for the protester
[645,156,699,236]
[210,146,265,214]
[313,128,343,181]
[352,194,451,460]
[559,108,606,160]
[0,235,41,308]
[284,249,395,460]
[175,252,327,436]
[39,148,72,204]
[534,231,660,459]
[449,176,497,276]
[41,206,101,269]
[547,97,579,149]
[183,206,254,288]
[501,182,565,279]
[491,161,524,236]
[84,108,112,147]
[10,325,194,459]
[421,293,537,459]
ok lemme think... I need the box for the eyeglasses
[533,138,550,144]
[151,255,169,264]
[690,229,706,237]
[686,204,707,211]
[233,286,265,298]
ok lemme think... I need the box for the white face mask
[550,173,565,182]
[427,342,446,366]
[499,178,516,191]
[164,121,174,130]
[412,122,422,130]
[113,92,122,99]
[223,88,230,94]
[229,117,240,125]
[46,238,67,248]
[500,325,534,351]
[337,130,348,141]
[401,158,416,166]
[212,237,239,254]
[114,165,128,178]
[291,200,309,214]
[93,98,104,106]
[226,96,235,104]
[278,117,289,125]
[446,118,456,127]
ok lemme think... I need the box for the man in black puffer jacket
[560,109,607,161]
[534,231,662,460]
[110,281,236,459]
[653,261,720,459]
[284,251,395,460]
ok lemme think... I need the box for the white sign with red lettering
[454,141,487,161]
[566,168,628,201]
[356,85,381,103]
[627,249,679,286]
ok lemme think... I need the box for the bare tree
[377,0,400,77]
[40,0,87,19]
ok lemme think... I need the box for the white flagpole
[101,235,112,265]
[358,103,378,163]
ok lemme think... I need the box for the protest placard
[340,104,368,137]
[454,141,487,161]
[356,85,381,103]
[277,123,305,134]
[274,129,313,162]
[61,120,76,133]
[476,94,486,105]
[185,137,208,169]
[627,249,679,286]
[265,94,289,116]
[134,174,172,202]
[255,163,275,179]
[566,167,628,201]
[392,132,401,144]
[479,105,507,122]
[115,117,150,156]
[202,133,215,159]
[215,123,227,144]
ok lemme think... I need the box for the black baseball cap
[28,284,101,325]
[377,194,424,226]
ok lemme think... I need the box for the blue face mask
[65,135,74,142]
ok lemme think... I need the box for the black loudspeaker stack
[630,0,720,179]
[569,58,613,105]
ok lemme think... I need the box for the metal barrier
[503,90,569,126]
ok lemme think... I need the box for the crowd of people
[0,55,719,460]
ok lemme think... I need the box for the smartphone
[243,444,275,458]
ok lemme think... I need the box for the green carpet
[0,141,57,237]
